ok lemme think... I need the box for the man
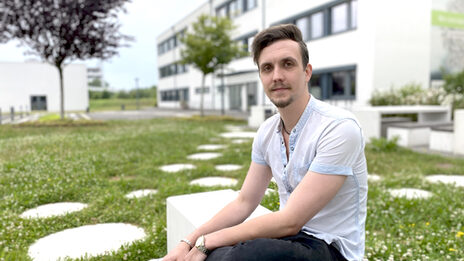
[163,24,367,261]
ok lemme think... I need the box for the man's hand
[162,242,191,261]
[184,247,207,261]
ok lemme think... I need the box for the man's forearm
[204,210,297,250]
[184,195,258,245]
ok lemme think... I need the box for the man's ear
[305,63,312,82]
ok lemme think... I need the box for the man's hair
[251,24,309,69]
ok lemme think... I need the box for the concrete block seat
[429,125,454,153]
[166,189,271,252]
[380,117,413,137]
[387,121,453,147]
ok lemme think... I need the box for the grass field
[0,118,463,260]
[89,98,156,112]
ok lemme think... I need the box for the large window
[236,31,257,53]
[311,12,324,39]
[331,3,349,33]
[216,0,257,18]
[159,62,188,78]
[157,28,186,55]
[296,16,310,41]
[160,88,189,102]
[284,0,357,41]
[308,66,356,100]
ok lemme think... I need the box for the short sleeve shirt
[252,97,368,261]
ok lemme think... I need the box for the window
[311,12,324,39]
[236,32,257,53]
[160,88,189,101]
[309,66,356,100]
[296,16,310,41]
[351,0,358,29]
[309,74,322,99]
[245,0,257,11]
[195,87,210,94]
[331,3,349,33]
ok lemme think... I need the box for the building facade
[157,0,463,112]
[0,62,89,113]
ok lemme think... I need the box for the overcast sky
[0,0,207,90]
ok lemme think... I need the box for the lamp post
[135,77,140,110]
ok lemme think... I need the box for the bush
[369,83,445,106]
[367,136,399,152]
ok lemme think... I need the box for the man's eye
[262,66,271,72]
[284,62,293,67]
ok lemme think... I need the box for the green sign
[432,10,464,29]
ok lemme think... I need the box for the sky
[0,0,207,90]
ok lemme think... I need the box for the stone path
[197,144,226,151]
[159,163,196,173]
[28,223,146,261]
[187,152,222,160]
[20,202,88,219]
[190,177,238,187]
[388,188,433,199]
[231,139,250,144]
[425,175,464,187]
[215,164,243,172]
[125,189,158,199]
[220,132,256,139]
[368,174,382,182]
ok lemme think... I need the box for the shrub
[369,83,446,106]
[367,136,399,152]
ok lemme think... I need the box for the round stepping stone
[368,174,382,182]
[388,188,433,199]
[190,177,238,187]
[28,223,146,260]
[160,164,196,173]
[425,175,464,187]
[215,164,243,172]
[197,144,226,151]
[270,177,277,184]
[20,202,88,219]
[265,188,277,195]
[125,189,158,199]
[225,125,246,132]
[231,139,249,144]
[220,132,256,139]
[187,153,222,160]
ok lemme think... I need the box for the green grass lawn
[89,98,156,112]
[0,118,463,260]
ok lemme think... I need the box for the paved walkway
[87,107,249,121]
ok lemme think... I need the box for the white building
[156,0,464,112]
[0,62,89,113]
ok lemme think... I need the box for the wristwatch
[195,235,210,255]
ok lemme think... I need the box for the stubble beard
[269,83,294,108]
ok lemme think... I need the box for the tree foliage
[0,0,132,118]
[180,14,246,115]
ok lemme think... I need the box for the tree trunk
[200,74,205,117]
[57,65,65,120]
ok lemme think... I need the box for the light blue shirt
[252,97,368,261]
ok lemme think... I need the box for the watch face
[196,235,204,247]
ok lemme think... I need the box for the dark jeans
[206,231,347,261]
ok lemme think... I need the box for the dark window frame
[309,65,356,100]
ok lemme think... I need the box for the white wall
[0,62,89,112]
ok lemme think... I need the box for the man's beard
[270,83,294,108]
[271,96,294,108]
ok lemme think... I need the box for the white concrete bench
[166,189,272,252]
[429,125,454,153]
[353,105,451,140]
[454,110,464,155]
[248,105,276,128]
[387,121,452,147]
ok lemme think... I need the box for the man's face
[258,40,312,108]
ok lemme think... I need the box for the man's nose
[272,66,284,82]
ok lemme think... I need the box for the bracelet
[180,238,193,249]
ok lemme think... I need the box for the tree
[0,0,132,119]
[180,14,246,116]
